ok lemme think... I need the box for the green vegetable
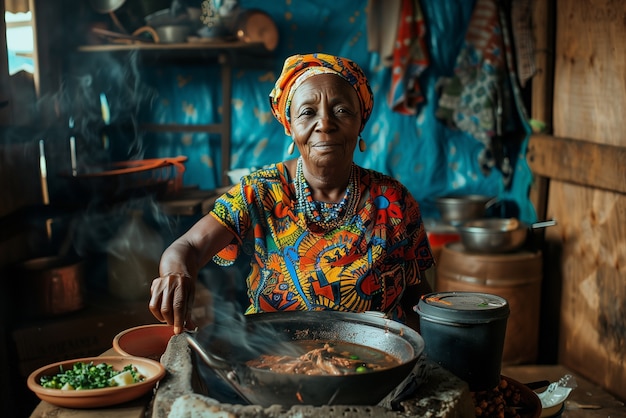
[355,365,368,373]
[40,362,144,390]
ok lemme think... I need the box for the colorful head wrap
[269,53,374,136]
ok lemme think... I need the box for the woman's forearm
[158,213,236,279]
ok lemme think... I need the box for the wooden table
[502,364,625,417]
[30,362,624,417]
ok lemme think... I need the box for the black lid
[416,291,510,324]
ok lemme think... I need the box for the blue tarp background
[139,0,537,223]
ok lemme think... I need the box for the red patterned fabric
[389,0,429,115]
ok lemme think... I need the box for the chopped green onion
[39,362,144,390]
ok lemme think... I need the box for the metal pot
[89,0,172,34]
[16,256,85,318]
[457,218,557,253]
[185,311,425,407]
[435,195,497,225]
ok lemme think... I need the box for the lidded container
[416,291,509,391]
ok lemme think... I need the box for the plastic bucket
[416,291,510,391]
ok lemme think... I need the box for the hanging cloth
[367,0,402,67]
[435,0,517,180]
[510,0,536,88]
[388,0,430,115]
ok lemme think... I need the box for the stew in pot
[245,339,401,376]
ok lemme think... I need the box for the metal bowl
[458,218,557,253]
[435,195,496,225]
[155,24,192,43]
[457,218,528,253]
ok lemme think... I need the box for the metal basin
[457,218,557,253]
[435,195,496,225]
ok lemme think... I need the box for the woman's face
[289,74,362,168]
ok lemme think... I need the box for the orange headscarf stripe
[269,53,374,136]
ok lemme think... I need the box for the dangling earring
[287,141,295,155]
[358,136,367,152]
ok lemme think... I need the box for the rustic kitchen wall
[123,0,537,222]
[1,0,539,227]
[529,0,626,402]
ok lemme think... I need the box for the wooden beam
[528,0,556,222]
[526,133,626,194]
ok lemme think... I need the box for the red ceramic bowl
[27,356,166,409]
[113,324,175,361]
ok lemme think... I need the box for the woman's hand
[148,213,236,334]
[149,272,197,334]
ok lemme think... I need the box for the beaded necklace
[294,157,360,231]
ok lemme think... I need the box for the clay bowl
[27,356,166,408]
[113,324,175,361]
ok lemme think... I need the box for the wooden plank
[526,133,626,194]
[552,0,626,146]
[76,41,265,53]
[0,0,13,126]
[530,0,555,133]
[140,123,222,133]
[528,0,555,227]
[544,181,626,402]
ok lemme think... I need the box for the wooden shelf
[74,41,270,187]
[76,40,265,53]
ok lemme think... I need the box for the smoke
[40,50,157,169]
[195,264,304,362]
[1,48,181,293]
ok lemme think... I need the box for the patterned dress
[210,162,434,323]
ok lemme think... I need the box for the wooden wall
[528,0,626,401]
[0,0,12,125]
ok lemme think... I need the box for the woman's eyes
[298,107,353,117]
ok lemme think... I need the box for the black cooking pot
[185,311,425,407]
